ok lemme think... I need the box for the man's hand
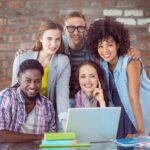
[15,48,30,57]
[62,119,67,132]
[127,48,141,59]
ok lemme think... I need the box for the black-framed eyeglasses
[66,25,86,33]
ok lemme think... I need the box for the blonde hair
[65,11,86,26]
[33,19,66,54]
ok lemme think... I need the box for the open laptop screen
[66,107,121,142]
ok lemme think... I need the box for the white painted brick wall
[82,8,101,15]
[116,18,136,25]
[59,9,79,15]
[124,10,143,17]
[103,9,122,16]
[137,18,150,25]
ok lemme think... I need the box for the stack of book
[40,132,90,148]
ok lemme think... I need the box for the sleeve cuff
[58,112,68,121]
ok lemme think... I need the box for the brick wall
[0,0,150,90]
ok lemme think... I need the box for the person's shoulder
[122,55,141,67]
[0,87,14,96]
[39,95,53,106]
[15,49,37,60]
[123,55,130,61]
[0,87,17,104]
[57,53,69,59]
[0,88,9,96]
[75,90,81,98]
[56,54,70,64]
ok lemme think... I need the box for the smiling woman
[74,61,108,108]
[86,17,150,138]
[12,20,71,132]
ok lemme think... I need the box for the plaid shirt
[0,87,56,134]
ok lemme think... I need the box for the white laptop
[66,107,121,142]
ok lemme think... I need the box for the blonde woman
[12,20,71,132]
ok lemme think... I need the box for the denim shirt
[100,56,150,135]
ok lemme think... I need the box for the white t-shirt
[20,107,35,134]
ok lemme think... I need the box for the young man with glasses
[63,11,91,104]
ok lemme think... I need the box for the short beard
[20,90,40,101]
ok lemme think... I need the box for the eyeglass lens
[67,25,85,33]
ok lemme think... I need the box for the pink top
[75,90,99,108]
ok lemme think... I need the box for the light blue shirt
[100,56,150,135]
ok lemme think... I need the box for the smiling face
[79,64,99,97]
[98,37,119,66]
[40,29,61,55]
[65,17,86,49]
[19,69,42,99]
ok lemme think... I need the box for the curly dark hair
[17,59,44,77]
[86,17,130,58]
[74,61,109,106]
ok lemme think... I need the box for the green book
[39,142,91,148]
[44,132,76,140]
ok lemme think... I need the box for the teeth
[84,84,92,88]
[29,90,36,93]
[103,53,111,58]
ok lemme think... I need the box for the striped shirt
[69,47,86,98]
[0,87,56,134]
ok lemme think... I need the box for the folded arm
[0,130,43,143]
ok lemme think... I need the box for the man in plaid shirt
[0,59,56,143]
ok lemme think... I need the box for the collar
[81,90,94,103]
[113,56,124,74]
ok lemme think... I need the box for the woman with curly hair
[87,17,150,138]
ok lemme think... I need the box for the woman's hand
[126,132,144,138]
[92,81,106,107]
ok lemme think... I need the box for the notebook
[66,107,121,142]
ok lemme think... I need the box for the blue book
[111,136,150,147]
[42,139,76,145]
[40,142,90,148]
